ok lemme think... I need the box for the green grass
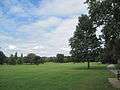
[0,63,116,90]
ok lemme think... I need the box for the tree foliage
[8,54,16,65]
[26,53,36,64]
[0,51,6,65]
[17,53,24,64]
[25,53,44,65]
[69,15,101,68]
[56,54,64,63]
[86,0,120,64]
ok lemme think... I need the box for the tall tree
[69,15,101,68]
[17,53,24,64]
[86,0,120,64]
[14,52,18,60]
[0,51,6,65]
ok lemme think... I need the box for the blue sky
[0,0,88,56]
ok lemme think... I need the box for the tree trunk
[88,60,90,69]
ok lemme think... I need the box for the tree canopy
[0,51,6,65]
[56,54,64,63]
[69,15,101,68]
[86,0,120,64]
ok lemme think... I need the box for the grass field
[0,63,116,90]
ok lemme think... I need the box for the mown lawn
[0,63,116,90]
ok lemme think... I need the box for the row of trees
[0,51,74,65]
[0,52,44,65]
[69,0,120,68]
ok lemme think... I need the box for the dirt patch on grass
[108,78,120,88]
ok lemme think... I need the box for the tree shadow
[71,66,107,70]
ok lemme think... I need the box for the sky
[0,0,88,57]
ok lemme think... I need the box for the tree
[34,56,44,65]
[86,0,120,64]
[14,52,18,60]
[111,39,120,66]
[23,56,28,64]
[8,54,16,65]
[17,53,24,64]
[0,51,6,65]
[26,53,36,64]
[56,54,64,63]
[25,53,44,65]
[64,56,73,63]
[69,15,101,68]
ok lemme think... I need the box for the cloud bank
[0,0,88,56]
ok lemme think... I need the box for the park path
[107,64,120,89]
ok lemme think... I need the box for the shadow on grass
[72,66,107,71]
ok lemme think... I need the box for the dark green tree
[17,53,24,64]
[86,0,120,64]
[34,56,44,65]
[8,54,16,65]
[109,39,120,67]
[69,15,101,68]
[64,56,73,63]
[14,52,18,60]
[26,53,36,64]
[56,54,64,63]
[0,51,6,65]
[23,56,28,64]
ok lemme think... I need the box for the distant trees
[56,54,64,63]
[17,53,24,64]
[14,52,18,61]
[26,53,36,64]
[0,51,73,65]
[4,52,45,65]
[64,56,73,63]
[25,53,44,65]
[7,52,22,65]
[0,51,6,65]
[8,54,16,65]
[69,15,101,68]
[34,56,40,65]
[34,56,44,65]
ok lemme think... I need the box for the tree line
[0,51,75,65]
[0,50,102,65]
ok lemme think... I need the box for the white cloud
[33,45,44,50]
[18,17,62,33]
[8,45,16,50]
[33,46,39,50]
[34,0,87,16]
[9,6,25,15]
[44,17,78,56]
